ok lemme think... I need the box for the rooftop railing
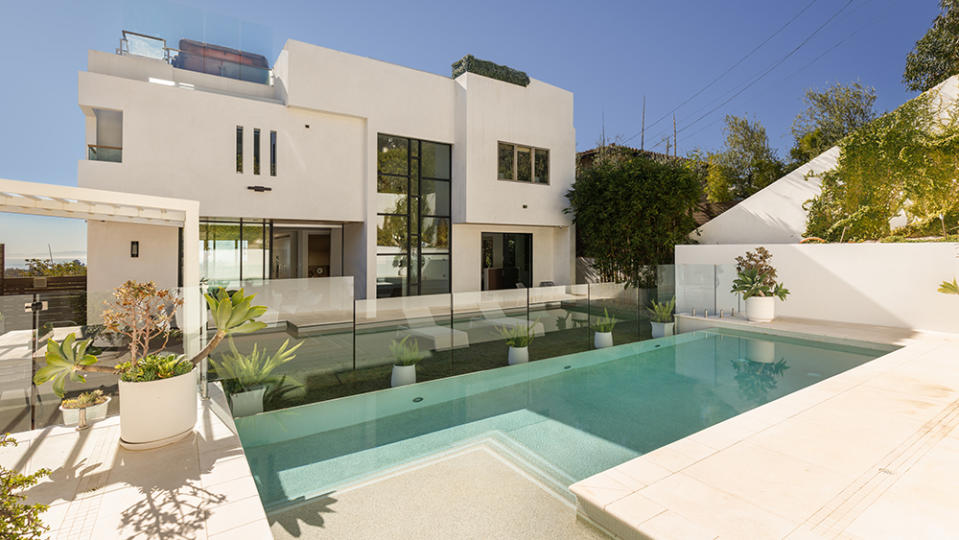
[87,144,122,163]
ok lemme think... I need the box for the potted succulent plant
[59,389,110,429]
[209,338,302,417]
[498,323,536,364]
[940,278,958,296]
[592,308,616,348]
[647,297,676,338]
[389,336,422,387]
[730,247,790,322]
[33,281,267,450]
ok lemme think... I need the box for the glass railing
[87,145,122,163]
[674,263,742,317]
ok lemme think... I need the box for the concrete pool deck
[572,315,959,539]
[0,384,270,539]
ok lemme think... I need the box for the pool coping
[569,316,959,539]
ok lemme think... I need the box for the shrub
[0,434,49,539]
[451,55,530,86]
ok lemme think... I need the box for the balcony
[87,144,122,163]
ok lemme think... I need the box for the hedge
[451,55,530,87]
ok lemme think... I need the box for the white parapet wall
[675,243,959,333]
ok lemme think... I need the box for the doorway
[481,233,532,290]
[271,226,342,279]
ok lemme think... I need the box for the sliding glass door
[481,233,532,290]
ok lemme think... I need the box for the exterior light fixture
[131,241,139,258]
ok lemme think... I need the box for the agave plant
[34,283,269,398]
[497,322,536,348]
[209,338,302,393]
[940,278,959,295]
[592,308,617,333]
[646,297,676,323]
[389,336,423,367]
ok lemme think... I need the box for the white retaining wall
[675,243,959,333]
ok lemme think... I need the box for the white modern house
[79,31,576,299]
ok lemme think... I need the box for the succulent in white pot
[646,297,675,338]
[34,281,269,449]
[730,248,790,323]
[210,338,302,417]
[389,336,423,387]
[498,322,536,365]
[592,308,616,348]
[59,389,111,429]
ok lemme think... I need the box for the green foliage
[498,323,535,348]
[903,0,959,92]
[940,278,959,295]
[804,90,959,241]
[706,115,784,202]
[0,434,50,539]
[451,54,530,87]
[32,334,98,398]
[646,297,676,323]
[789,82,878,166]
[117,353,193,382]
[23,258,86,277]
[60,389,106,409]
[204,288,268,340]
[566,154,702,287]
[210,338,302,393]
[389,336,423,366]
[592,308,617,332]
[730,248,789,300]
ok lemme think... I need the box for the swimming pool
[236,328,894,510]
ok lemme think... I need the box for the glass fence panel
[588,282,644,347]
[206,277,354,415]
[0,294,36,433]
[715,264,742,316]
[451,288,529,375]
[528,284,590,360]
[675,264,717,315]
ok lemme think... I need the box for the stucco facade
[78,37,576,298]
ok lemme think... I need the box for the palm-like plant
[209,338,302,393]
[498,323,536,348]
[940,278,959,295]
[592,308,617,333]
[389,336,423,366]
[646,297,676,323]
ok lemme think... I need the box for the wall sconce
[131,241,139,258]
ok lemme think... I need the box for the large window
[253,128,261,175]
[497,142,549,184]
[376,134,451,298]
[270,130,277,176]
[200,218,269,284]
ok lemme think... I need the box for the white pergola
[0,177,201,356]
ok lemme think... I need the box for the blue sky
[0,0,941,259]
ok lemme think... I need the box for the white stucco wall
[86,221,180,293]
[675,243,959,333]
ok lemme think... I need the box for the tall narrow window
[270,130,277,176]
[235,126,243,173]
[253,128,261,175]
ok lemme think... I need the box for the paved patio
[1,384,270,539]
[572,315,959,539]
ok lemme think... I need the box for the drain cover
[413,397,423,403]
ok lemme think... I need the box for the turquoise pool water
[236,328,894,509]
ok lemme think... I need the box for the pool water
[236,328,893,509]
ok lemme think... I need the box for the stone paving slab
[572,317,959,539]
[0,384,270,539]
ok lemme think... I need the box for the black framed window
[236,126,243,173]
[270,130,277,176]
[376,133,451,298]
[253,128,261,175]
[497,141,549,184]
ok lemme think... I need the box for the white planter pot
[391,364,416,387]
[745,296,776,322]
[508,346,529,365]
[593,331,614,349]
[746,340,776,363]
[229,387,266,417]
[650,321,674,338]
[60,396,111,426]
[119,368,197,450]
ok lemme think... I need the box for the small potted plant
[498,323,535,364]
[730,247,790,322]
[34,281,267,449]
[592,308,616,348]
[940,278,958,296]
[389,336,422,387]
[60,389,110,429]
[647,297,676,338]
[209,338,302,417]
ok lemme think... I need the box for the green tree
[904,0,959,92]
[0,434,49,539]
[789,82,878,166]
[24,259,86,277]
[566,154,702,287]
[705,115,784,202]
